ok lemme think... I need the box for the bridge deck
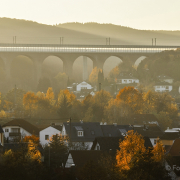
[0,44,178,53]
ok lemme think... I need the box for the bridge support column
[34,60,43,86]
[83,56,88,81]
[63,61,73,79]
[93,55,106,70]
[0,54,14,80]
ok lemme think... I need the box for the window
[5,129,9,132]
[45,135,49,140]
[78,131,83,136]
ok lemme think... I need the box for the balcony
[9,132,21,137]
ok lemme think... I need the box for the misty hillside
[57,22,180,45]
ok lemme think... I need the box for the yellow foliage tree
[116,130,146,171]
[23,92,38,117]
[152,138,165,162]
[89,67,101,85]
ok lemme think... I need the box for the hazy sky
[0,0,179,30]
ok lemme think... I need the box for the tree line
[0,86,178,129]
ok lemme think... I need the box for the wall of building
[40,126,61,146]
[154,85,172,92]
[76,82,92,91]
[3,126,31,141]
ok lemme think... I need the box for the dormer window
[78,131,83,136]
[75,126,84,137]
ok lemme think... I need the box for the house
[76,81,93,92]
[116,74,139,84]
[2,119,39,142]
[100,124,133,137]
[65,150,103,168]
[134,124,164,146]
[91,136,152,155]
[130,114,159,125]
[154,82,173,92]
[39,124,62,146]
[91,137,123,154]
[62,121,103,150]
[157,75,174,84]
[160,132,180,146]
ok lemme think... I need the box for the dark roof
[52,125,62,131]
[131,114,158,125]
[100,125,133,137]
[91,136,152,154]
[91,137,123,153]
[160,132,180,140]
[63,122,104,142]
[134,124,164,138]
[0,125,4,133]
[2,119,39,136]
[68,150,103,168]
[169,138,180,156]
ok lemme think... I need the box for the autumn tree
[116,130,170,180]
[116,86,144,115]
[104,99,130,124]
[116,130,146,171]
[92,90,112,121]
[23,92,38,118]
[57,89,76,119]
[89,67,101,85]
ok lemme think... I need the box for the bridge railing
[0,43,178,53]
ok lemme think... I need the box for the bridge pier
[83,56,88,81]
[0,54,13,80]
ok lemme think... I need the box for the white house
[2,119,39,142]
[39,124,62,146]
[76,81,93,92]
[157,75,174,84]
[116,75,139,84]
[154,82,173,93]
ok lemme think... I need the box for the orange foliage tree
[116,86,144,115]
[116,130,146,171]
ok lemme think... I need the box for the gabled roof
[160,132,180,140]
[40,125,62,132]
[100,125,133,137]
[68,150,103,168]
[91,136,152,154]
[2,119,39,136]
[169,138,180,156]
[134,124,164,138]
[91,137,123,153]
[52,125,62,131]
[63,122,103,142]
